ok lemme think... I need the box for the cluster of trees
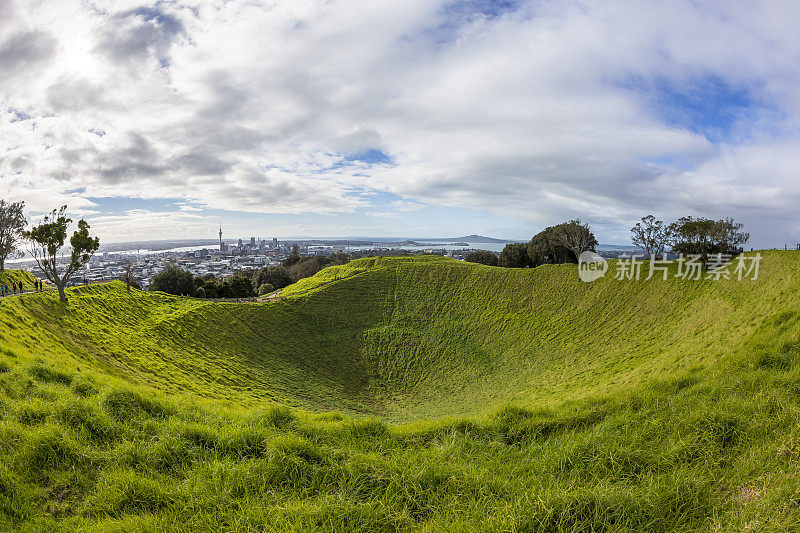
[1,201,100,304]
[151,245,352,299]
[467,220,597,268]
[631,215,749,262]
[150,265,257,299]
[467,215,750,270]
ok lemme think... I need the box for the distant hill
[1,253,800,529]
[429,234,514,243]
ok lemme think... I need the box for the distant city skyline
[3,1,800,248]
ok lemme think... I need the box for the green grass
[0,269,36,287]
[1,253,800,530]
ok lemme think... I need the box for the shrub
[258,283,274,296]
[464,251,497,266]
[252,266,292,291]
[149,264,195,296]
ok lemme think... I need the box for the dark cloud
[96,133,170,183]
[46,77,112,112]
[0,30,57,72]
[172,152,232,176]
[94,4,186,66]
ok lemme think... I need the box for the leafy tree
[465,250,498,266]
[498,243,532,268]
[225,274,255,298]
[330,251,350,264]
[286,257,324,281]
[631,215,671,257]
[194,274,218,298]
[258,283,274,296]
[25,206,100,304]
[253,265,293,291]
[715,217,750,251]
[668,216,749,265]
[282,245,301,267]
[527,226,578,266]
[150,264,195,296]
[555,219,597,260]
[0,199,27,271]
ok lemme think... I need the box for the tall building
[250,237,256,247]
[219,223,224,252]
[272,237,278,249]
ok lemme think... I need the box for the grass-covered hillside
[2,254,800,530]
[0,269,36,287]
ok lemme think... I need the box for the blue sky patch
[620,74,768,143]
[344,149,393,165]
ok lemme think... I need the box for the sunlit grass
[1,252,799,530]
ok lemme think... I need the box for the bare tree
[0,199,27,271]
[556,219,598,261]
[122,258,138,293]
[631,215,671,257]
[25,206,100,304]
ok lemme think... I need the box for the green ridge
[1,253,800,530]
[0,270,36,287]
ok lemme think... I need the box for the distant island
[423,235,515,243]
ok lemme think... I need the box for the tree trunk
[56,284,68,304]
[0,258,4,271]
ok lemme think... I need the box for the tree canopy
[631,215,671,257]
[498,243,532,268]
[668,216,749,261]
[555,219,597,260]
[465,250,498,266]
[0,199,27,271]
[527,225,580,266]
[25,206,99,303]
[253,265,293,291]
[150,264,196,296]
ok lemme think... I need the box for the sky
[1,0,800,247]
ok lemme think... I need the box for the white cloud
[1,0,800,244]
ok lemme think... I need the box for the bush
[258,283,275,296]
[498,243,532,268]
[252,266,293,291]
[195,274,255,299]
[465,251,498,266]
[150,264,195,296]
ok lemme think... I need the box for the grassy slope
[0,269,36,287]
[1,257,800,530]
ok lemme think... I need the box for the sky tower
[219,221,224,252]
